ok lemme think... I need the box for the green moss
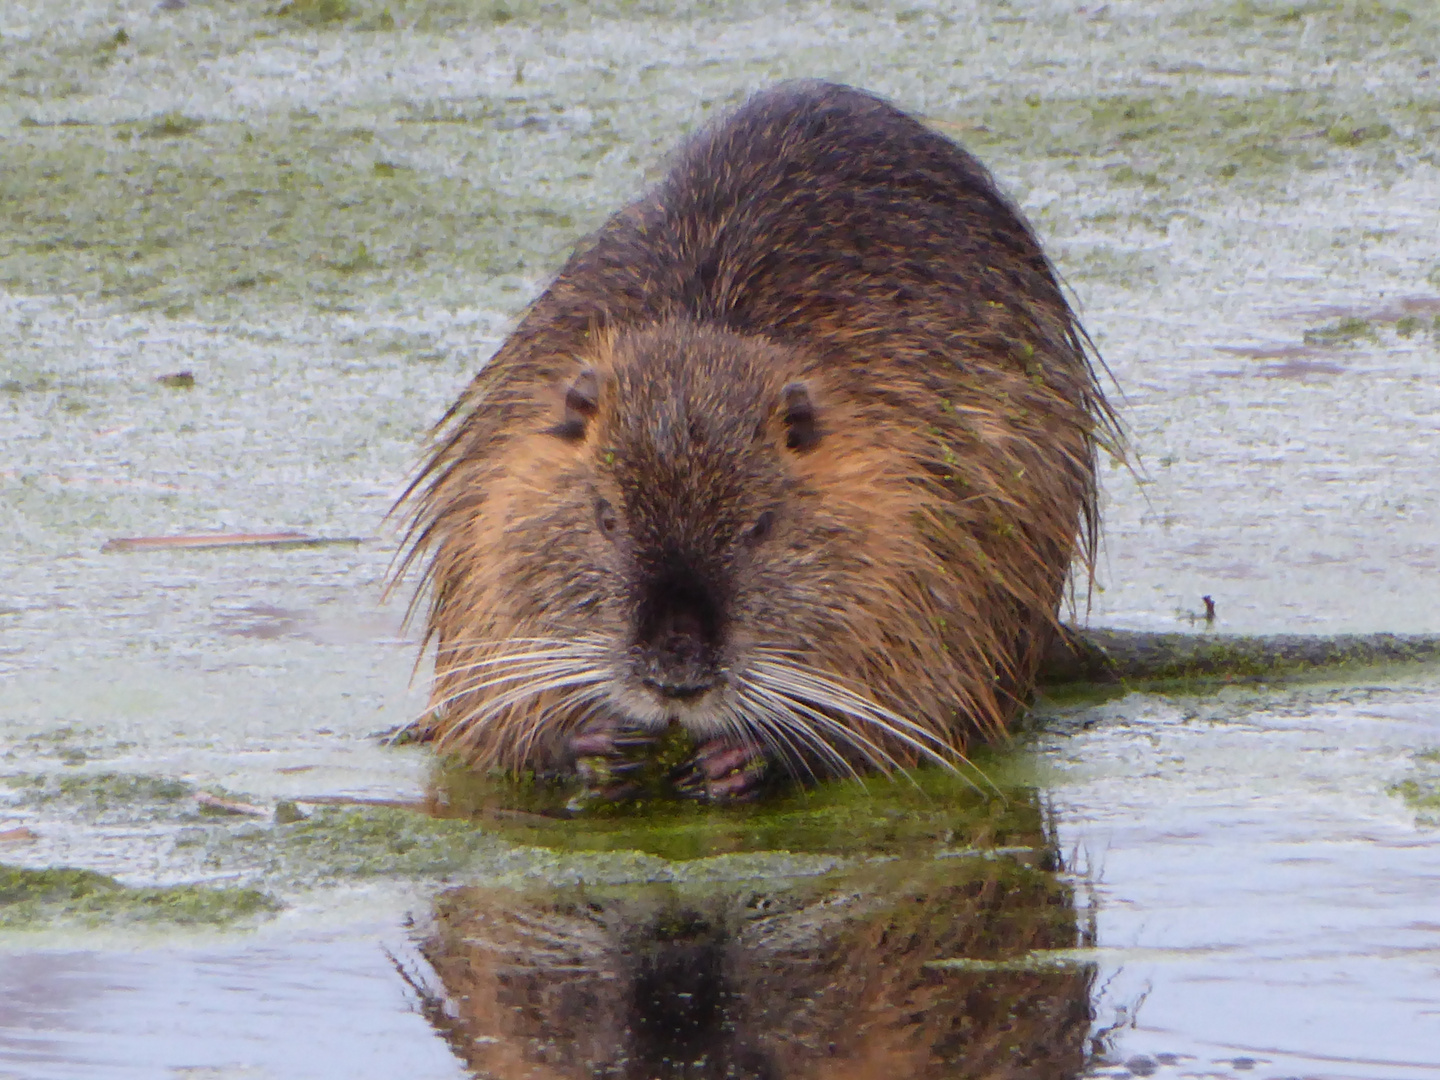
[0,864,280,929]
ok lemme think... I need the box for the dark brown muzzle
[632,561,723,700]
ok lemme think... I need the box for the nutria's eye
[595,497,619,538]
[547,367,600,441]
[746,510,776,547]
[781,382,820,451]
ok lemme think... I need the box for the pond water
[3,0,1439,1077]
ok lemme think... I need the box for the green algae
[429,750,1041,863]
[271,0,354,25]
[952,88,1417,181]
[141,112,203,139]
[1038,628,1440,700]
[0,864,280,929]
[369,0,792,32]
[1185,0,1419,44]
[1304,315,1379,346]
[1390,747,1440,824]
[0,115,595,319]
[4,771,194,813]
[155,370,196,389]
[227,805,504,881]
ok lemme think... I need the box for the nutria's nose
[633,565,722,699]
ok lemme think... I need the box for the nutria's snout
[631,560,724,703]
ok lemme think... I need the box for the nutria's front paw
[672,740,770,804]
[565,719,657,810]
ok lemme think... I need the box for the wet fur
[396,81,1119,780]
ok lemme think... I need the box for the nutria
[396,80,1118,799]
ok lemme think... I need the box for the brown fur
[396,81,1119,779]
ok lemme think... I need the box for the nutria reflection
[408,802,1095,1079]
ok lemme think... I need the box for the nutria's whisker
[746,682,906,782]
[447,672,609,731]
[424,660,602,722]
[738,684,868,783]
[438,675,608,757]
[751,657,968,762]
[772,690,982,795]
[729,688,822,785]
[750,659,996,794]
[434,635,610,660]
[437,654,603,690]
[512,688,610,770]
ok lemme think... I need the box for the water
[3,0,1439,1076]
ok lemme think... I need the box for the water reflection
[413,789,1096,1080]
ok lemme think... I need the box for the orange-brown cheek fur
[423,427,604,771]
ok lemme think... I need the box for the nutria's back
[400,81,1118,790]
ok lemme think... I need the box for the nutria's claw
[567,719,655,761]
[565,718,657,805]
[673,740,769,804]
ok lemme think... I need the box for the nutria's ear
[781,382,820,451]
[546,367,600,441]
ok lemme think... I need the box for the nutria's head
[408,318,958,776]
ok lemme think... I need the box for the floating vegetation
[1390,748,1440,825]
[0,864,280,929]
[1303,315,1378,346]
[5,771,194,811]
[428,745,1038,863]
[142,112,204,139]
[330,241,379,274]
[219,805,506,882]
[270,0,353,25]
[1329,121,1394,147]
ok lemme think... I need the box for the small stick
[196,792,268,816]
[292,794,429,811]
[102,533,364,553]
